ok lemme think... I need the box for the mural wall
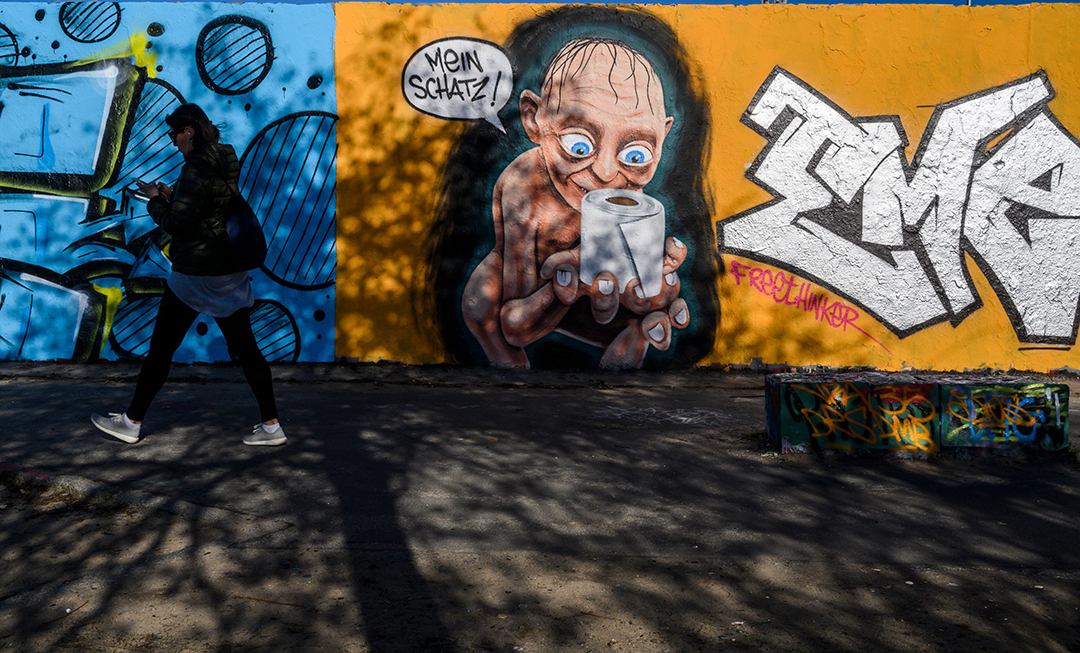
[5,2,1080,374]
[335,2,1080,373]
[0,2,336,363]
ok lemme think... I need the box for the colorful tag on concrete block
[767,373,936,454]
[939,382,1069,451]
[766,373,1070,454]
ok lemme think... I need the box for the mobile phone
[132,180,151,202]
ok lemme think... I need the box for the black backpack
[221,177,267,271]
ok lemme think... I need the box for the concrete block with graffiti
[767,373,1069,454]
[766,373,940,454]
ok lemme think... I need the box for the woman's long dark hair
[165,103,220,149]
[425,6,719,368]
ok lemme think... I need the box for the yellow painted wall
[335,3,1080,372]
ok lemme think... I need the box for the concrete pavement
[3,361,1080,652]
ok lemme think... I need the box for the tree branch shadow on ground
[1,373,1079,651]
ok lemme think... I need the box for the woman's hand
[134,180,173,201]
[134,179,160,199]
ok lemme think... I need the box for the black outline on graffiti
[59,2,122,44]
[718,67,1080,345]
[400,36,509,123]
[196,15,274,96]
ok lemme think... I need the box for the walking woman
[91,103,285,446]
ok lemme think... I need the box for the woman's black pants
[126,286,278,423]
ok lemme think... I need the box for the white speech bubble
[402,37,513,133]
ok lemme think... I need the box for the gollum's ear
[520,90,543,145]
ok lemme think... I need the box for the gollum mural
[426,6,720,370]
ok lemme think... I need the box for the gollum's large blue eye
[618,145,653,165]
[559,133,594,157]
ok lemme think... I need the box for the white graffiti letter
[965,110,1080,342]
[721,69,1072,340]
[862,72,1053,318]
[720,67,946,334]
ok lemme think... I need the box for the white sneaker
[243,424,286,446]
[91,413,141,444]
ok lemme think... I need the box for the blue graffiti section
[0,59,140,193]
[942,384,1067,449]
[0,195,97,271]
[0,2,337,362]
[4,70,96,174]
[0,270,94,360]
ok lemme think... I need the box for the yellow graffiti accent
[873,385,937,452]
[792,382,937,453]
[92,283,124,355]
[73,32,158,77]
[792,383,873,442]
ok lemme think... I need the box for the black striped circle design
[239,112,337,290]
[116,79,187,192]
[0,23,17,66]
[111,296,301,363]
[242,300,301,363]
[58,2,121,44]
[196,15,273,96]
[109,294,159,360]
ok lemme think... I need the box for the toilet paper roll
[580,188,666,298]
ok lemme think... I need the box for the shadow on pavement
[0,372,462,652]
[0,369,1079,651]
